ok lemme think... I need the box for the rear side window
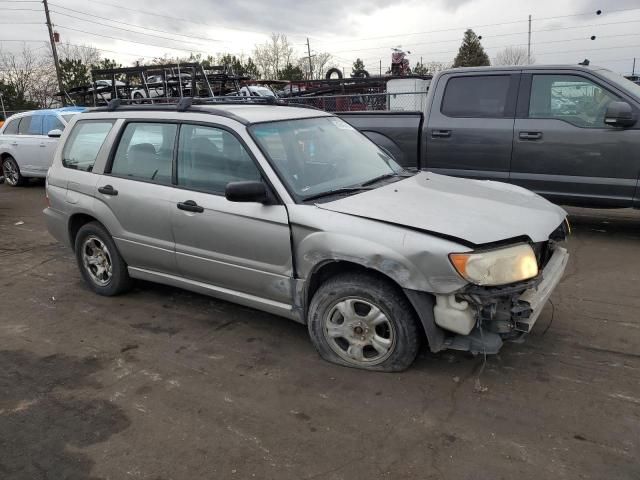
[44,115,65,133]
[177,124,260,194]
[110,122,177,184]
[17,115,33,135]
[2,118,19,135]
[62,120,115,172]
[441,75,511,118]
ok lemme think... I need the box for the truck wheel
[132,92,144,104]
[2,156,25,186]
[307,273,421,371]
[75,221,133,296]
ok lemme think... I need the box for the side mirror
[225,181,270,204]
[604,101,636,128]
[47,129,63,138]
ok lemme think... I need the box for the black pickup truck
[339,65,640,209]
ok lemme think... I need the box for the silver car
[45,103,569,371]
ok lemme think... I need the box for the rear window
[2,118,19,135]
[62,120,115,172]
[441,75,511,118]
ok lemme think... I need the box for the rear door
[16,114,46,175]
[96,121,178,274]
[511,70,639,207]
[171,123,293,306]
[425,71,520,181]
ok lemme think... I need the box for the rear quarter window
[2,118,19,135]
[441,75,511,118]
[62,120,115,172]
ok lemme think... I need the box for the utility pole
[633,58,636,76]
[43,0,65,105]
[527,14,532,64]
[379,59,382,76]
[306,38,313,80]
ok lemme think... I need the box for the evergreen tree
[351,58,366,77]
[278,63,304,81]
[59,58,91,91]
[413,61,428,75]
[452,29,490,67]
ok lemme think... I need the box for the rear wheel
[307,273,421,371]
[2,156,25,186]
[74,222,133,296]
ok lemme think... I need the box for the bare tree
[494,46,534,66]
[0,44,57,107]
[298,52,334,80]
[57,43,101,67]
[253,33,294,79]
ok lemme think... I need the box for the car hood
[316,172,567,246]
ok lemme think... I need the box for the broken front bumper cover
[445,246,569,354]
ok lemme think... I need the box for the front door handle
[431,129,451,138]
[10,142,18,147]
[39,143,47,147]
[177,200,204,213]
[519,131,542,140]
[98,185,118,196]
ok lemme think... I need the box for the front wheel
[74,222,133,296]
[2,156,25,186]
[307,273,421,371]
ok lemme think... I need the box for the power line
[48,3,222,44]
[49,10,217,47]
[0,22,42,25]
[55,24,214,56]
[85,0,303,41]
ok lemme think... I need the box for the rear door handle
[177,200,204,213]
[431,130,451,138]
[98,185,118,196]
[519,131,542,140]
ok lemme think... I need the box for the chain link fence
[284,91,428,112]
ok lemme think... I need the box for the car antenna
[107,98,121,111]
[177,97,193,112]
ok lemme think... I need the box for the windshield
[597,69,640,100]
[250,116,405,200]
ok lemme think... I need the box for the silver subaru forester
[45,103,569,371]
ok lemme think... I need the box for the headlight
[449,243,539,286]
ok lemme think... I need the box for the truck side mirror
[604,101,636,127]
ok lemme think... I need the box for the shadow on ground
[0,350,130,480]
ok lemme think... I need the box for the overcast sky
[1,0,639,75]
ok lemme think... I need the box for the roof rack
[101,96,320,112]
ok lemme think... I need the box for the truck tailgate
[338,111,423,169]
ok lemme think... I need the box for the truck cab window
[441,75,511,118]
[529,74,619,128]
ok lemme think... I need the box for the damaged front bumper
[440,246,569,354]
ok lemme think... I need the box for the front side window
[529,74,619,128]
[26,115,44,135]
[110,122,176,184]
[2,118,19,135]
[62,120,114,172]
[250,116,404,200]
[441,75,511,118]
[177,124,260,193]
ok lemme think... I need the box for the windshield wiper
[360,171,412,187]
[302,186,373,202]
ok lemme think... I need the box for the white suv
[0,107,85,186]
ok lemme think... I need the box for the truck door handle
[177,200,204,213]
[98,185,118,196]
[431,130,451,138]
[519,131,542,140]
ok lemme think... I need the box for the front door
[171,123,293,305]
[97,121,178,274]
[510,72,640,207]
[425,72,520,181]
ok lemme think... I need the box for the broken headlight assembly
[449,243,539,286]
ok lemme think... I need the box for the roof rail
[176,97,193,112]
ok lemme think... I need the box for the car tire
[325,67,343,80]
[74,221,133,296]
[307,272,421,371]
[2,156,25,186]
[132,92,144,104]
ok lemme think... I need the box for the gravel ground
[1,182,639,480]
